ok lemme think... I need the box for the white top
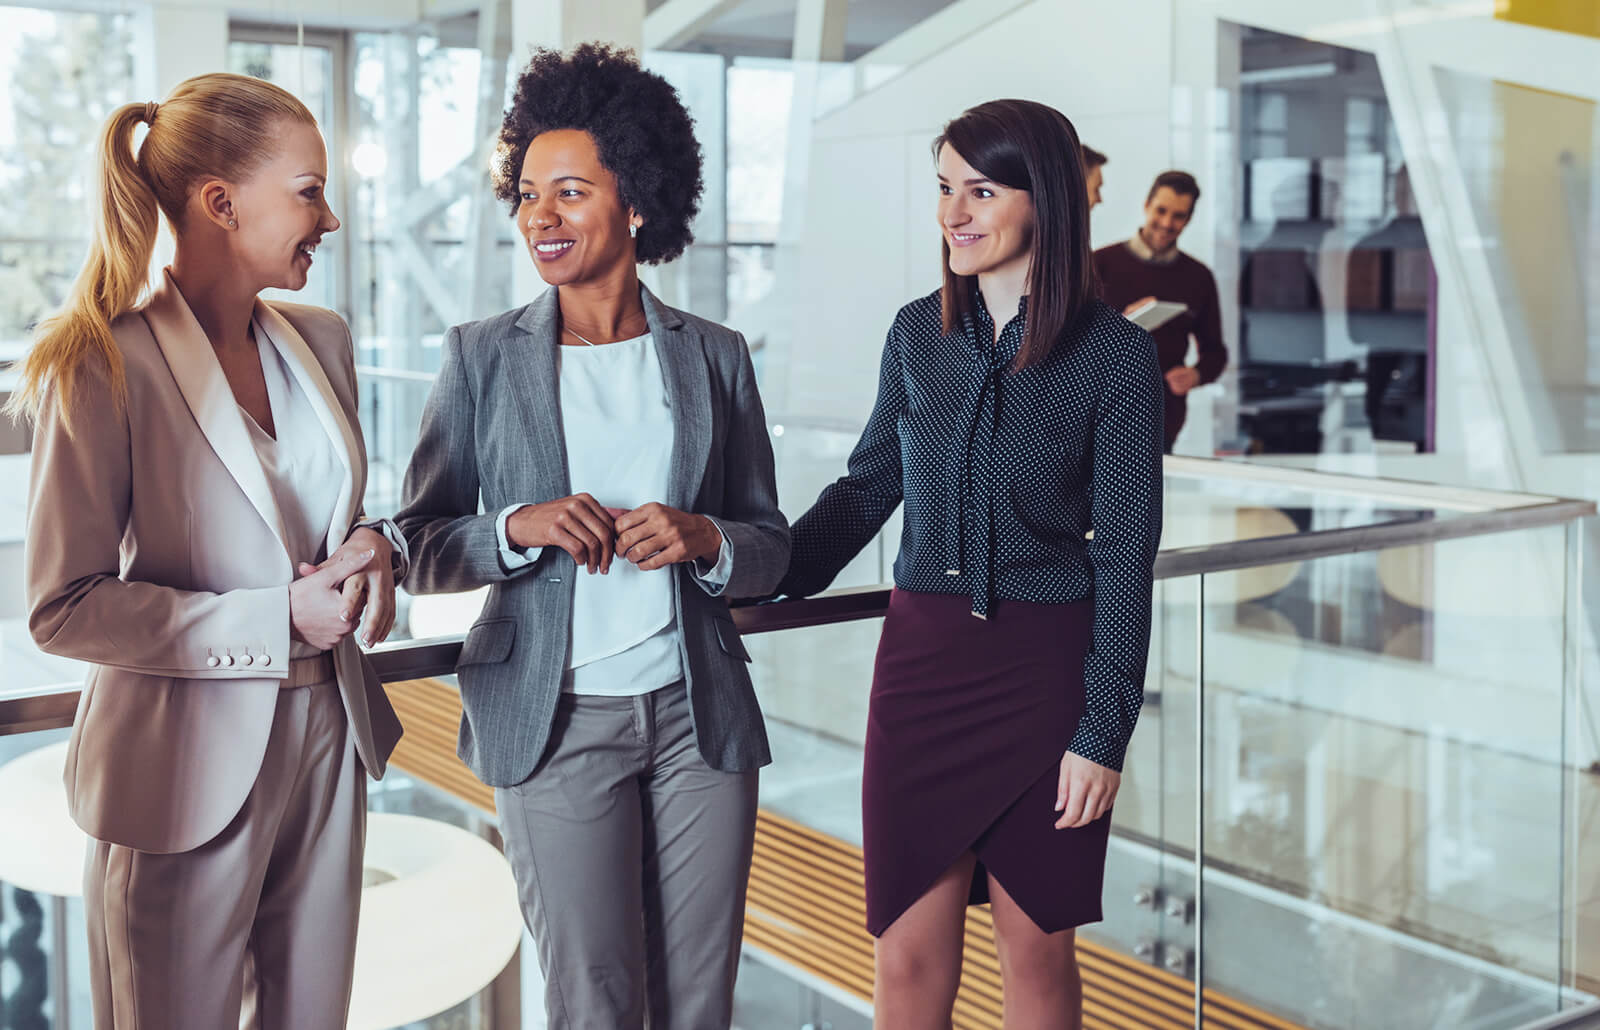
[241,319,346,661]
[496,332,731,696]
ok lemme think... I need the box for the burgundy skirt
[862,588,1111,937]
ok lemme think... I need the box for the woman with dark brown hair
[779,98,1164,1027]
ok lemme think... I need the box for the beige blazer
[25,269,403,854]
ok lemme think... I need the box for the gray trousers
[83,680,365,1030]
[496,683,759,1030]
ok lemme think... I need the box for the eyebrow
[519,175,597,187]
[296,173,326,183]
[936,174,995,186]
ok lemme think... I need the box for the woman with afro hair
[395,44,789,1028]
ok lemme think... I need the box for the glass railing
[0,457,1594,1029]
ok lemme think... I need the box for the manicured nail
[361,549,375,559]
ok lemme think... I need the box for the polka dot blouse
[778,287,1165,771]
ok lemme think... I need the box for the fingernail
[362,549,375,559]
[341,612,351,621]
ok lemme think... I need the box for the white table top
[0,742,523,1029]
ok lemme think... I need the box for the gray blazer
[395,286,789,786]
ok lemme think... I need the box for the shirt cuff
[693,516,733,588]
[496,504,542,570]
[353,517,411,584]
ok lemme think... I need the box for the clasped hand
[288,527,397,650]
[506,494,721,575]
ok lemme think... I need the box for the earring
[227,218,237,229]
[629,224,638,239]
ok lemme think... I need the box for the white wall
[771,0,1176,428]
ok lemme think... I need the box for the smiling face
[224,119,339,292]
[936,143,1035,282]
[517,128,639,288]
[1141,185,1195,253]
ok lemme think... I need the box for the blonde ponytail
[6,73,317,435]
[5,103,157,432]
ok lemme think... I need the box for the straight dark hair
[934,98,1095,370]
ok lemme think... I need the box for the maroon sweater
[1093,241,1229,445]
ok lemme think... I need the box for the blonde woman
[11,73,405,1029]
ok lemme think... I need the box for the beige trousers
[83,678,366,1030]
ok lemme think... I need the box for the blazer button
[240,654,255,666]
[221,654,235,667]
[259,654,271,667]
[206,655,221,668]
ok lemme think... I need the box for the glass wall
[1196,524,1580,1027]
[1232,27,1435,457]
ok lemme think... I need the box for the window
[0,6,137,694]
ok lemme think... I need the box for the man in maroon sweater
[1093,170,1229,451]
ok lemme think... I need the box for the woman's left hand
[613,503,722,571]
[298,527,396,649]
[1055,750,1120,829]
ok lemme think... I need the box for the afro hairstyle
[493,43,704,265]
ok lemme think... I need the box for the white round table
[0,741,523,1029]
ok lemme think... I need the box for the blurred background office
[3,1,1600,1028]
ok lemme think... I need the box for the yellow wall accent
[1495,0,1600,39]
[1490,79,1593,421]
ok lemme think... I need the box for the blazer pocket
[459,618,517,668]
[712,613,752,663]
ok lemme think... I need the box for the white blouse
[496,332,731,697]
[241,319,346,661]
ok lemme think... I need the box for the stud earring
[228,218,237,229]
[629,224,638,239]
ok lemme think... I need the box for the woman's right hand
[506,494,617,574]
[289,546,373,650]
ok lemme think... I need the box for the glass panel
[0,7,136,351]
[1433,66,1599,455]
[1087,575,1202,1003]
[1229,26,1436,458]
[1198,524,1575,1027]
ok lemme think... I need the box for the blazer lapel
[142,270,292,566]
[251,300,360,555]
[641,287,711,511]
[506,290,572,500]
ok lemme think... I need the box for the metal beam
[792,0,848,63]
[643,0,745,52]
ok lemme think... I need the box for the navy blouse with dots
[779,286,1165,771]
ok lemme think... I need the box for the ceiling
[647,0,958,59]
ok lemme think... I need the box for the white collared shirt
[496,332,731,696]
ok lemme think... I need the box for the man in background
[1094,170,1228,451]
[1082,144,1107,209]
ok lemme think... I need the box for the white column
[132,4,229,99]
[513,0,644,56]
[130,3,229,281]
[509,0,647,301]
